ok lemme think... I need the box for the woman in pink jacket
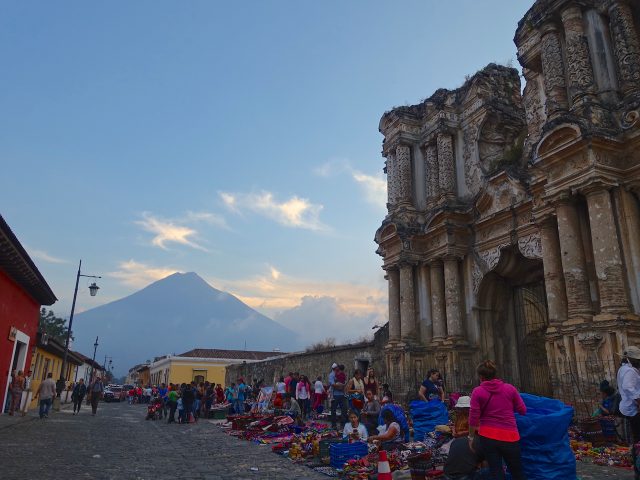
[469,361,527,480]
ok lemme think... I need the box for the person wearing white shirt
[616,346,640,480]
[342,411,368,441]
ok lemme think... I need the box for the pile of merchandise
[571,440,632,469]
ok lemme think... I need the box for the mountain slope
[73,272,298,375]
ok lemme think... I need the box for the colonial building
[0,214,57,412]
[375,0,640,406]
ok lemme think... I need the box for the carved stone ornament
[462,122,483,194]
[622,109,640,130]
[577,331,604,350]
[609,1,640,94]
[472,262,484,294]
[479,246,503,272]
[518,233,543,259]
[437,133,456,193]
[541,28,568,115]
[396,145,412,203]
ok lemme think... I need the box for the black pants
[475,435,526,480]
[168,400,177,423]
[90,395,100,415]
[73,396,84,413]
[625,413,640,479]
[330,396,348,427]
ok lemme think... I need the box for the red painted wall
[0,268,40,404]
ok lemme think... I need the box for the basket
[600,416,618,443]
[329,441,368,469]
[319,438,346,464]
[407,451,433,480]
[210,409,227,419]
[579,417,606,447]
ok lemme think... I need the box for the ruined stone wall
[225,327,389,387]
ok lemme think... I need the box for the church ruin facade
[375,0,640,405]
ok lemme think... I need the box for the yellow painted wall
[168,363,227,386]
[28,347,76,408]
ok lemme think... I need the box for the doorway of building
[477,247,552,396]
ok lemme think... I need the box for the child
[177,396,185,423]
[381,383,393,404]
[596,380,616,416]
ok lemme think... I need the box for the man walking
[34,372,56,419]
[329,363,347,429]
[89,376,104,416]
[617,346,640,480]
[72,379,87,415]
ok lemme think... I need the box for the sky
[0,1,530,363]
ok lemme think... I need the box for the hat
[455,396,471,408]
[618,346,640,360]
[331,363,338,369]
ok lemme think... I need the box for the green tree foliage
[39,308,71,343]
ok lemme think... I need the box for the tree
[39,308,71,344]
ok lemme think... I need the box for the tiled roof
[0,214,57,305]
[177,348,287,361]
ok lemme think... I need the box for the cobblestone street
[0,402,324,480]
[0,402,634,479]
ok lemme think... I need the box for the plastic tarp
[515,393,576,480]
[410,399,449,441]
[379,403,411,441]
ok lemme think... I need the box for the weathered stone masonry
[375,0,640,404]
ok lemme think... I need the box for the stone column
[618,189,640,312]
[540,219,568,324]
[437,133,455,198]
[540,23,569,118]
[425,143,439,201]
[400,263,417,340]
[585,188,629,314]
[396,144,413,206]
[417,264,433,344]
[561,6,597,104]
[387,269,401,342]
[385,153,396,208]
[608,0,640,99]
[556,197,593,318]
[430,260,447,341]
[443,257,464,339]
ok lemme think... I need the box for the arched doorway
[477,247,553,396]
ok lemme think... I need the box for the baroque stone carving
[479,246,503,272]
[562,7,595,99]
[437,133,455,194]
[462,123,483,195]
[541,28,568,115]
[518,233,543,259]
[609,1,640,95]
[396,145,413,204]
[425,144,439,199]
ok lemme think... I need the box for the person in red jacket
[468,360,527,480]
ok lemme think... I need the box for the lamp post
[87,336,99,383]
[55,260,101,409]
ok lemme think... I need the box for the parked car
[103,386,125,402]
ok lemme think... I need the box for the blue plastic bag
[410,399,449,441]
[515,393,576,480]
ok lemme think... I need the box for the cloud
[26,247,68,264]
[185,211,230,230]
[314,158,386,210]
[219,191,328,231]
[207,266,387,339]
[135,212,209,251]
[109,260,179,288]
[274,296,384,347]
[352,171,387,209]
[269,265,281,280]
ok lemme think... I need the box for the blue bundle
[515,393,576,480]
[410,399,449,441]
[379,403,411,441]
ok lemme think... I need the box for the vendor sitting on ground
[342,410,368,442]
[285,393,303,425]
[368,409,402,450]
[453,396,471,437]
[361,390,381,434]
[596,380,616,416]
[444,395,487,480]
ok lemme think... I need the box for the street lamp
[55,260,101,406]
[87,336,99,383]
